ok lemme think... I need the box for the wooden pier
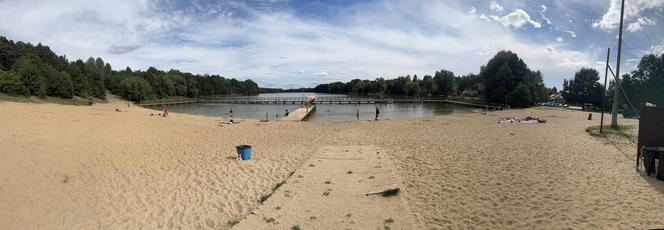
[279,105,316,121]
[138,96,502,110]
[198,97,388,105]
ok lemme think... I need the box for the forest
[0,36,259,102]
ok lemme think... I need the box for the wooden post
[600,48,610,134]
[611,0,625,129]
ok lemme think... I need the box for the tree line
[0,36,259,102]
[562,53,664,110]
[304,51,552,107]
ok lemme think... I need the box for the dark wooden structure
[138,96,502,110]
[636,104,664,180]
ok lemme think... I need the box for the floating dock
[279,105,316,121]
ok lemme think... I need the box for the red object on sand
[163,106,169,117]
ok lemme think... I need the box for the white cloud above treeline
[0,0,605,88]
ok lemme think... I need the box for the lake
[165,93,478,122]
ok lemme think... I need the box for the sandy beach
[1,97,663,229]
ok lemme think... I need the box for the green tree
[419,75,437,97]
[13,55,46,98]
[84,57,105,99]
[562,68,603,106]
[433,70,455,96]
[118,76,154,102]
[506,83,532,107]
[43,64,74,98]
[457,73,482,93]
[480,51,545,107]
[627,53,664,106]
[0,71,29,96]
[186,77,199,98]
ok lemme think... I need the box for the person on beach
[285,109,289,116]
[356,109,360,120]
[375,107,380,120]
[163,105,169,117]
[230,109,233,118]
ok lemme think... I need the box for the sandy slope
[0,96,662,229]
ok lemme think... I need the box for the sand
[236,145,413,229]
[1,96,663,229]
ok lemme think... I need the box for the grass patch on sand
[226,219,240,227]
[0,93,107,106]
[273,180,286,192]
[586,125,636,141]
[259,194,271,204]
[260,180,287,204]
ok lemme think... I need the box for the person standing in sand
[357,109,360,120]
[163,105,169,117]
[375,106,380,120]
[230,109,234,118]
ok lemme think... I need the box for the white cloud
[556,37,564,42]
[468,7,476,15]
[540,5,551,25]
[650,44,664,54]
[593,0,664,31]
[593,0,626,30]
[564,30,577,38]
[627,17,655,32]
[0,0,596,88]
[490,0,504,12]
[497,9,542,28]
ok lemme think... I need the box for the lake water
[165,93,478,122]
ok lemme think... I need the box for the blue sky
[1,0,663,89]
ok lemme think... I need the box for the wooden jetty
[198,97,387,105]
[279,105,316,121]
[137,99,198,107]
[138,96,502,110]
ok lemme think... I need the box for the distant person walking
[285,109,289,116]
[163,105,169,117]
[230,109,234,118]
[375,107,380,120]
[356,109,360,120]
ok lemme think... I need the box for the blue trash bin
[236,145,251,160]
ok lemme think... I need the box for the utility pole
[600,48,610,133]
[611,0,625,129]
